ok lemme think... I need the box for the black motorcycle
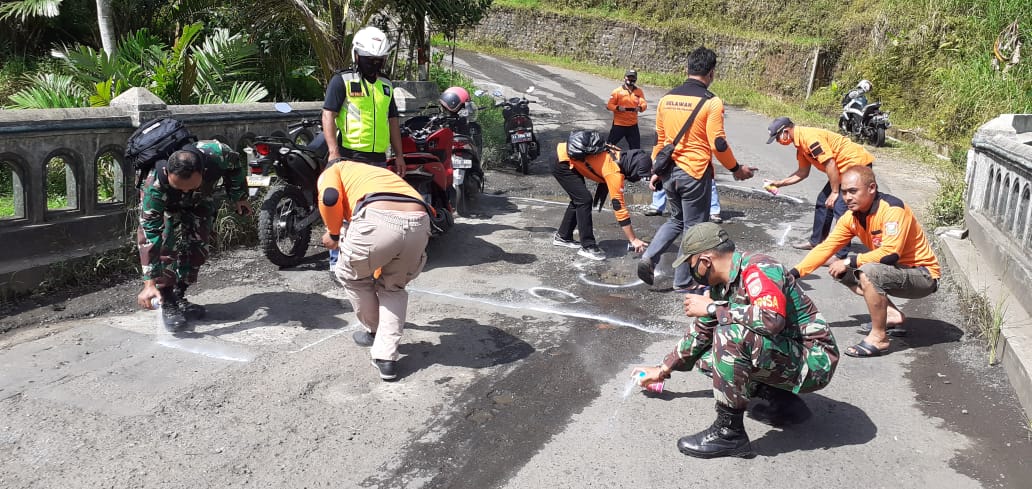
[493,87,540,174]
[839,95,891,147]
[246,102,327,267]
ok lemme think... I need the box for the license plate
[510,132,533,143]
[451,157,473,169]
[247,175,272,187]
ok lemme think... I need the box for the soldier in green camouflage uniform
[135,141,251,330]
[637,222,839,459]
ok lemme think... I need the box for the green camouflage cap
[671,222,730,267]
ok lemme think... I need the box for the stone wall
[965,114,1032,306]
[0,83,438,296]
[465,6,832,97]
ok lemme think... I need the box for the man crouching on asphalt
[317,160,431,381]
[636,223,839,458]
[136,143,251,331]
[790,165,940,358]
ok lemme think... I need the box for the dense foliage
[499,0,1030,146]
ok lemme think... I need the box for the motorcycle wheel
[518,150,530,175]
[258,184,312,267]
[456,172,482,217]
[872,127,886,147]
[429,205,454,236]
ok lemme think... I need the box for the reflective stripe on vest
[334,72,393,154]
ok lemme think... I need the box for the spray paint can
[150,297,161,310]
[634,369,664,393]
[763,180,779,195]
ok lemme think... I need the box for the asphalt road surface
[1,51,1030,489]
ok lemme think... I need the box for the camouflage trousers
[695,322,839,410]
[137,204,214,290]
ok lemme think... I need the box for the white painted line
[156,337,254,362]
[288,329,349,354]
[410,287,677,336]
[528,287,582,302]
[722,184,805,204]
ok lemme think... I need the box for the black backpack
[125,118,196,188]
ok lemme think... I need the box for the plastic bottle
[635,369,664,393]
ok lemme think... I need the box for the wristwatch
[706,302,719,318]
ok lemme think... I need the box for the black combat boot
[159,288,188,332]
[175,283,206,320]
[749,384,812,426]
[677,403,754,459]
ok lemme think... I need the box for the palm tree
[7,23,268,108]
[0,0,117,57]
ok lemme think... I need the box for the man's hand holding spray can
[632,368,665,393]
[763,179,779,195]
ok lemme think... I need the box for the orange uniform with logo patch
[317,160,428,231]
[651,79,738,179]
[556,143,631,225]
[792,126,874,175]
[607,86,647,127]
[794,193,940,279]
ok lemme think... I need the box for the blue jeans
[642,168,713,290]
[810,181,849,258]
[653,180,720,215]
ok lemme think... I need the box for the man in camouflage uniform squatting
[637,222,839,458]
[135,141,251,331]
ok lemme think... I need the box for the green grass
[0,195,13,217]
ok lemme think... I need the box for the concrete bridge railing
[965,114,1032,303]
[0,83,439,296]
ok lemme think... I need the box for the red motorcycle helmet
[439,86,470,114]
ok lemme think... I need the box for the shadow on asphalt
[424,222,537,271]
[752,393,877,456]
[832,314,965,355]
[398,318,535,378]
[193,291,349,335]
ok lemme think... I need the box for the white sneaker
[578,245,606,261]
[552,233,581,248]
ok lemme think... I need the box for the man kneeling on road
[318,160,431,381]
[136,142,251,331]
[790,165,940,358]
[637,223,838,459]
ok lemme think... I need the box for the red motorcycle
[389,113,457,236]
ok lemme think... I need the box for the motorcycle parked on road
[839,95,891,147]
[245,102,326,267]
[392,113,457,236]
[493,87,540,174]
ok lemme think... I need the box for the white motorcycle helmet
[857,79,872,93]
[352,26,391,59]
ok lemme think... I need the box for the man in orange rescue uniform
[318,160,432,381]
[637,46,756,289]
[764,116,875,258]
[606,69,647,150]
[790,165,940,358]
[552,130,652,261]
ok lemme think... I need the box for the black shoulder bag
[652,91,713,177]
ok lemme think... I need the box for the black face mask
[690,256,713,286]
[357,56,385,80]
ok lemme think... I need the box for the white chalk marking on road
[410,287,676,336]
[578,273,643,289]
[528,287,582,302]
[288,328,348,354]
[156,336,254,362]
[777,224,793,247]
[498,195,567,207]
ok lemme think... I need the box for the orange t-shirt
[793,126,874,175]
[316,161,427,234]
[556,143,631,225]
[607,86,647,127]
[651,79,737,179]
[793,193,940,279]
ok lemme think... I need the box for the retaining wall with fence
[0,83,438,296]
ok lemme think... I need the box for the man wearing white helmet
[321,26,407,277]
[322,26,406,175]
